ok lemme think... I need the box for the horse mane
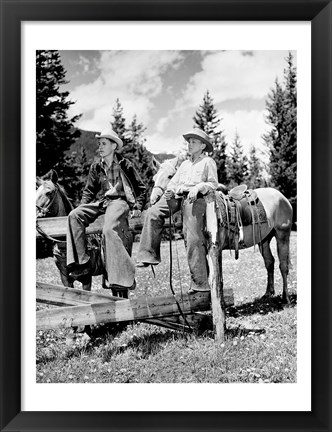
[56,184,74,214]
[159,154,186,175]
[159,159,177,176]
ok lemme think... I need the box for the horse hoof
[282,297,291,306]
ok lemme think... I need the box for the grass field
[36,232,297,383]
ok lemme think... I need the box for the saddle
[215,184,267,260]
[228,184,257,203]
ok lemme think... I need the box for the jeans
[66,199,135,288]
[137,196,210,291]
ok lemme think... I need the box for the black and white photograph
[35,48,298,387]
[2,10,330,428]
[27,22,312,414]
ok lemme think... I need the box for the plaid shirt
[81,154,147,210]
[101,157,126,201]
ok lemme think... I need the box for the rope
[172,216,184,296]
[254,200,263,248]
[246,195,256,251]
[36,220,66,244]
[215,192,232,256]
[167,200,192,331]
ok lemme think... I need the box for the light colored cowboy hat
[182,128,213,153]
[96,128,123,150]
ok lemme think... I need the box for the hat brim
[183,133,213,153]
[96,134,123,150]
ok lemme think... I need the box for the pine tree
[226,132,248,188]
[247,145,265,189]
[193,90,228,184]
[36,50,81,177]
[125,115,147,146]
[126,115,155,197]
[111,100,156,204]
[111,99,135,158]
[263,52,297,205]
[63,147,91,206]
[111,98,126,140]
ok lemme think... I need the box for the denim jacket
[81,154,147,211]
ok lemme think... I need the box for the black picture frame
[1,1,331,431]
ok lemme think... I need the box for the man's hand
[164,189,175,201]
[187,186,199,203]
[150,188,163,206]
[130,209,142,218]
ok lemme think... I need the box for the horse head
[36,169,73,218]
[150,153,187,205]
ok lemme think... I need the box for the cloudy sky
[59,50,295,156]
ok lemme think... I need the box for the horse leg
[55,257,74,288]
[78,275,92,291]
[111,288,128,299]
[59,271,74,288]
[275,227,291,304]
[260,231,275,298]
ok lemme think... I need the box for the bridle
[36,183,60,217]
[36,183,66,243]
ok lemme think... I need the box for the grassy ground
[36,232,297,383]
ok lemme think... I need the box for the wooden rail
[36,282,234,331]
[206,192,226,342]
[36,213,182,238]
[36,192,230,341]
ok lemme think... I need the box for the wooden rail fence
[36,192,231,341]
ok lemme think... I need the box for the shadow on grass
[227,293,297,318]
[82,293,297,353]
[102,329,190,361]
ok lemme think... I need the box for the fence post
[205,191,226,342]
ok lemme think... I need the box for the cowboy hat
[96,128,123,150]
[182,128,213,153]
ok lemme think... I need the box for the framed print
[1,0,331,431]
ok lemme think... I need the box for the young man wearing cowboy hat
[66,128,146,290]
[136,127,218,293]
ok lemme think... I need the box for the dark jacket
[81,154,147,211]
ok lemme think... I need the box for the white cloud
[145,132,187,155]
[66,50,292,160]
[68,50,184,131]
[78,54,92,73]
[173,50,294,114]
[155,117,169,134]
[221,109,271,163]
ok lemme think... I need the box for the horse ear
[51,169,58,184]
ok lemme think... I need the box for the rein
[153,185,165,193]
[167,200,192,331]
[36,221,66,244]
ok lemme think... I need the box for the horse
[150,153,187,205]
[150,160,293,304]
[36,170,111,295]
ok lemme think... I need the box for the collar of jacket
[98,153,128,168]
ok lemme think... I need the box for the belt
[175,191,204,199]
